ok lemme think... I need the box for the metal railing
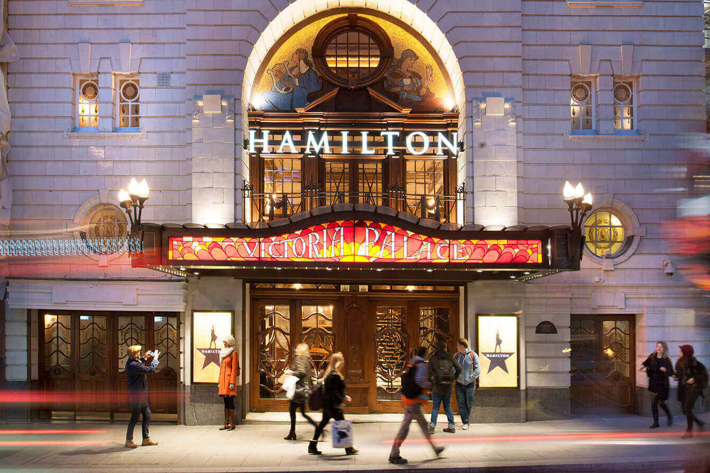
[242,180,464,224]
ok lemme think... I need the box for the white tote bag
[331,419,353,449]
[282,375,298,400]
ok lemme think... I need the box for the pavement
[0,414,709,472]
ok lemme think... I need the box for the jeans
[126,406,151,441]
[455,382,476,425]
[429,392,454,428]
[390,403,435,458]
[289,401,317,434]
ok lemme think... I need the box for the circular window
[313,16,393,89]
[584,211,627,257]
[120,80,140,102]
[571,83,590,104]
[80,204,129,256]
[81,81,99,101]
[613,83,632,104]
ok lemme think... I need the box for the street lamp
[119,178,150,229]
[563,181,592,234]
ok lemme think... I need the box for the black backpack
[436,356,456,385]
[401,362,423,399]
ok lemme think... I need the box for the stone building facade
[1,0,708,423]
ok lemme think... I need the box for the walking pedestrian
[218,335,240,431]
[284,343,318,440]
[674,344,708,438]
[639,341,674,428]
[308,352,358,456]
[124,345,160,448]
[454,338,480,430]
[428,339,462,434]
[389,347,445,465]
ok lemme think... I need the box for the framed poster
[192,311,233,384]
[476,314,519,389]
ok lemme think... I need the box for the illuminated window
[86,204,128,239]
[613,81,635,131]
[263,158,302,217]
[313,15,393,89]
[406,159,444,196]
[584,211,627,257]
[118,78,140,130]
[325,30,380,82]
[77,78,99,130]
[570,80,594,132]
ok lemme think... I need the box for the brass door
[40,313,75,416]
[571,315,635,414]
[151,314,180,414]
[75,314,109,413]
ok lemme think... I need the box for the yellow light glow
[137,179,150,198]
[582,193,593,205]
[44,314,56,327]
[128,178,140,195]
[406,285,415,291]
[293,283,302,290]
[118,189,131,203]
[574,183,584,199]
[563,181,575,200]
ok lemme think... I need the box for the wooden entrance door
[39,311,179,419]
[570,315,635,414]
[371,299,458,413]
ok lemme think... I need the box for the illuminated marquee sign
[248,129,460,157]
[168,221,542,265]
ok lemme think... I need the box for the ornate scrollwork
[472,99,482,126]
[192,96,201,120]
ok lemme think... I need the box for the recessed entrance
[38,310,180,421]
[251,284,460,413]
[570,315,635,414]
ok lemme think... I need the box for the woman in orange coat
[218,335,240,430]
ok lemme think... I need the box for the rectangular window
[613,80,635,131]
[263,158,302,217]
[77,78,99,131]
[358,161,382,205]
[406,159,444,196]
[570,79,594,132]
[117,78,140,130]
[324,161,350,204]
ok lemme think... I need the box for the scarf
[219,346,235,364]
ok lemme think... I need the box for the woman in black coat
[640,341,674,428]
[675,344,707,438]
[308,352,357,456]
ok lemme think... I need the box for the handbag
[308,381,324,411]
[331,419,353,449]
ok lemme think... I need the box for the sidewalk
[1,414,709,472]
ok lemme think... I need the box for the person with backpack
[389,347,445,464]
[308,352,358,456]
[428,339,462,434]
[454,338,480,430]
[284,343,318,440]
[639,341,674,428]
[674,344,707,438]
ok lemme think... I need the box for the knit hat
[679,344,694,357]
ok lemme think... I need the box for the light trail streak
[0,440,110,447]
[0,430,107,435]
[381,430,710,444]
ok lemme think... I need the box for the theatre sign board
[168,220,543,265]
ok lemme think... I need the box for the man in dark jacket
[125,345,160,448]
[428,339,462,433]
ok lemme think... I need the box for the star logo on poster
[482,328,514,374]
[197,348,221,369]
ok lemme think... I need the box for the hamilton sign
[248,129,460,157]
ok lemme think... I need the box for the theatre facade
[1,0,708,424]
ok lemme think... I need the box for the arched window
[312,14,394,89]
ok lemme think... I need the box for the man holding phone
[125,345,161,448]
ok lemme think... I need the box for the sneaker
[462,424,469,430]
[434,446,445,457]
[389,456,408,464]
[124,440,137,448]
[443,427,455,433]
[141,439,159,446]
[428,425,435,435]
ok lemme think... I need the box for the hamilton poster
[477,314,518,388]
[192,312,233,384]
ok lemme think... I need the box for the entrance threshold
[244,412,404,424]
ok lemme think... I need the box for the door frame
[570,314,636,415]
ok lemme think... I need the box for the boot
[219,408,230,430]
[124,440,137,448]
[227,409,236,430]
[308,441,322,455]
[141,439,159,446]
[284,432,297,440]
[345,446,358,455]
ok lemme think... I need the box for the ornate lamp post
[563,181,593,235]
[119,178,150,229]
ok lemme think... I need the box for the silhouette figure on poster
[209,325,217,349]
[494,330,502,353]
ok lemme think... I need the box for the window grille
[570,80,594,131]
[613,81,635,131]
[118,79,140,129]
[77,78,99,130]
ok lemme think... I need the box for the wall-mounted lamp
[119,177,150,230]
[563,181,593,235]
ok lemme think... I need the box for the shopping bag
[331,419,353,449]
[282,375,298,400]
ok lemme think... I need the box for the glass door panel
[75,315,108,412]
[300,304,335,379]
[358,162,382,205]
[258,304,291,399]
[325,161,349,205]
[42,314,73,413]
[418,306,451,359]
[374,305,408,401]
